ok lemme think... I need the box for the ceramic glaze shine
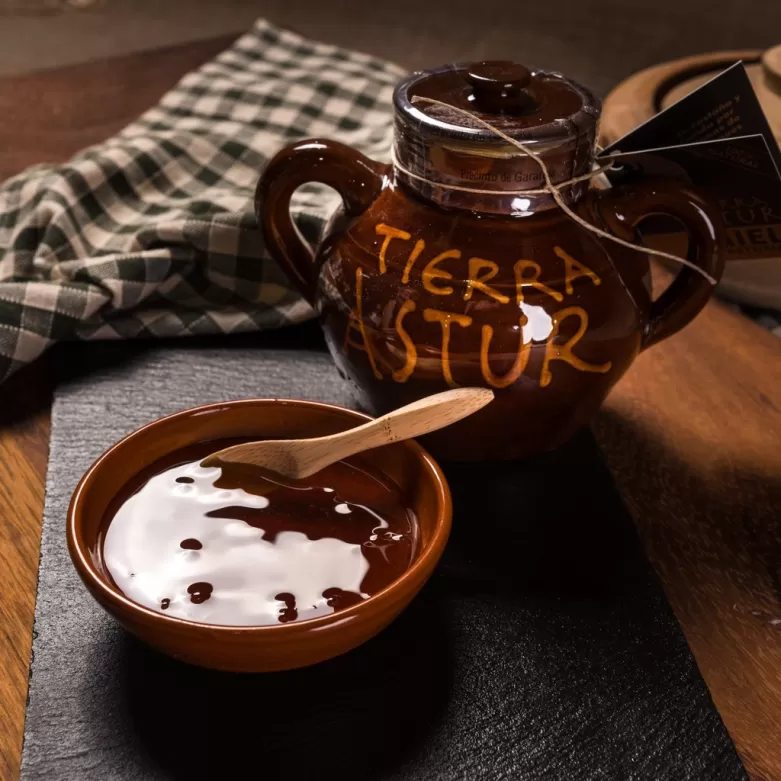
[101,440,417,627]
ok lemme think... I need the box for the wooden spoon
[200,388,494,478]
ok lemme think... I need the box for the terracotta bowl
[67,399,452,673]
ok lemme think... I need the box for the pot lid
[394,60,600,145]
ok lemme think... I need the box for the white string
[402,96,716,284]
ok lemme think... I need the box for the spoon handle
[305,387,494,472]
[202,388,495,476]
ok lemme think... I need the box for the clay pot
[257,61,725,460]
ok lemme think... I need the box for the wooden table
[1,38,781,781]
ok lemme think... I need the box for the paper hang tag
[601,62,781,171]
[600,62,781,264]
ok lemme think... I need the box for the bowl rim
[67,397,452,635]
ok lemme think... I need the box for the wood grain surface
[1,35,781,781]
[0,362,50,781]
[764,44,781,96]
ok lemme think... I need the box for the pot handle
[590,179,725,350]
[255,139,387,304]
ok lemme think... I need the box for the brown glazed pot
[67,399,451,673]
[257,61,726,461]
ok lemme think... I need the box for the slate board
[21,326,747,781]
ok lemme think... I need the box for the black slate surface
[21,329,747,781]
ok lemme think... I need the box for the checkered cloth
[0,20,404,382]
